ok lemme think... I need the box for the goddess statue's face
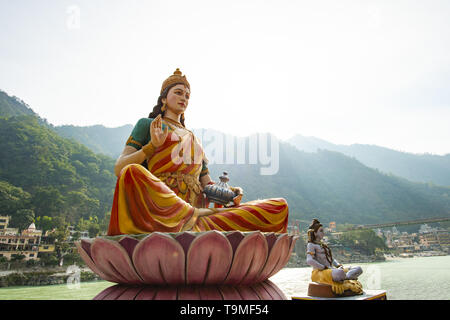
[314,227,324,241]
[163,84,190,115]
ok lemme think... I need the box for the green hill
[0,115,116,226]
[0,90,38,118]
[54,124,133,159]
[52,123,450,188]
[205,134,450,225]
[288,134,450,187]
[1,89,449,228]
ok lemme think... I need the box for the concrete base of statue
[292,283,387,300]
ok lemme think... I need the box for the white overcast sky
[0,0,449,155]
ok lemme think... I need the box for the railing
[343,216,450,231]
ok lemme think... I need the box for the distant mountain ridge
[1,88,449,226]
[287,134,450,187]
[0,90,38,118]
[205,140,450,225]
[54,124,133,159]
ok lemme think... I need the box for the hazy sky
[1,0,449,155]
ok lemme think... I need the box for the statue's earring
[161,102,166,112]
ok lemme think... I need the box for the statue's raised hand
[150,114,169,148]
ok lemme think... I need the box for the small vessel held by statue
[203,172,236,206]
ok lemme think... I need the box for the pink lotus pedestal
[93,280,287,300]
[76,230,298,300]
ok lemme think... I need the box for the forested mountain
[54,123,450,188]
[0,115,116,228]
[54,124,133,159]
[0,90,38,118]
[288,134,450,187]
[1,89,449,229]
[204,135,450,225]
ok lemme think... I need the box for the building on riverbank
[384,224,449,255]
[286,221,449,266]
[67,226,89,241]
[0,216,55,261]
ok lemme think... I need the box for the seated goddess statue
[107,68,289,236]
[306,219,363,296]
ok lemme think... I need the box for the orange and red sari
[107,118,288,236]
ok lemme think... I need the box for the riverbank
[0,255,385,287]
[0,252,447,288]
[0,266,100,287]
[286,251,387,268]
[0,256,449,300]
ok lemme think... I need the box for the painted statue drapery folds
[107,118,289,236]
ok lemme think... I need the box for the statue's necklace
[162,117,193,139]
[162,117,184,129]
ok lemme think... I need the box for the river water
[0,256,449,300]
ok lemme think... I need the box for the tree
[294,235,306,261]
[38,252,58,267]
[52,222,72,267]
[9,209,35,231]
[72,231,81,241]
[99,212,111,235]
[35,216,54,233]
[11,254,26,262]
[88,224,100,238]
[339,229,387,255]
[75,217,89,232]
[0,180,31,213]
[32,186,64,218]
[76,216,100,238]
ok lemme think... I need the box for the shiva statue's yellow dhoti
[311,268,363,295]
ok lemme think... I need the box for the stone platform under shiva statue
[76,230,298,300]
[292,283,387,300]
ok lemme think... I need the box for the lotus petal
[250,282,274,300]
[235,285,260,299]
[178,286,201,300]
[93,284,123,300]
[75,240,109,281]
[218,286,243,300]
[81,231,296,287]
[175,232,196,255]
[261,280,288,300]
[153,286,178,300]
[198,286,223,300]
[256,234,290,282]
[224,232,268,285]
[132,232,185,285]
[279,235,299,267]
[186,230,232,284]
[265,233,277,252]
[116,286,144,300]
[91,238,143,284]
[102,285,130,300]
[134,286,158,300]
[226,231,245,252]
[118,237,139,260]
[93,281,287,300]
